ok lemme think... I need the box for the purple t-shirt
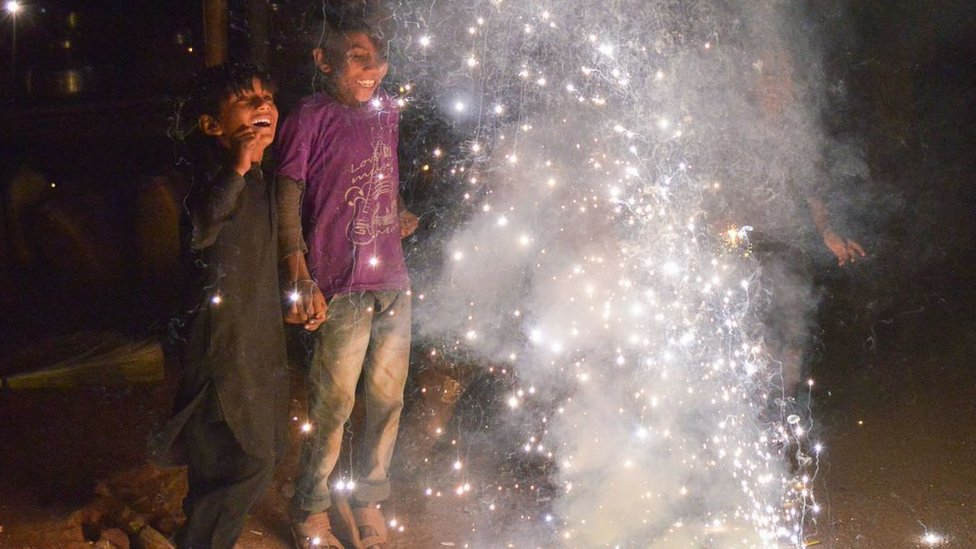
[277,91,409,297]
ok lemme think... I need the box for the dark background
[0,0,311,345]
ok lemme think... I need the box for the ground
[1,279,974,548]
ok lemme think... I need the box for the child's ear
[312,48,332,74]
[199,114,223,137]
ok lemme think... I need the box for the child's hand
[823,230,866,266]
[303,289,328,331]
[229,124,259,175]
[283,280,328,330]
[399,210,419,238]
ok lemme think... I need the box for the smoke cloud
[387,0,849,545]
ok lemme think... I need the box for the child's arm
[277,175,308,258]
[190,125,264,249]
[278,174,327,329]
[190,169,247,250]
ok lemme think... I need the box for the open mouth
[357,80,377,88]
[251,117,273,128]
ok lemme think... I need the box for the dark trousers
[174,410,275,549]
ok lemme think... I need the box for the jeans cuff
[352,479,391,505]
[291,491,332,519]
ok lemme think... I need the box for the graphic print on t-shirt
[345,139,398,246]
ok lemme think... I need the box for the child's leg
[356,290,411,505]
[292,292,373,519]
[177,410,275,549]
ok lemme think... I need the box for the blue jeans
[292,290,411,517]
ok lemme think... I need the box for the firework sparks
[349,0,835,545]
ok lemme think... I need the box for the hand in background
[400,210,419,238]
[823,230,866,267]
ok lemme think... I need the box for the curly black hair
[174,62,277,181]
[187,61,277,125]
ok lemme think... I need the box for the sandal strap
[292,512,346,549]
[352,506,389,546]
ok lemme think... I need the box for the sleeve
[277,174,308,259]
[189,168,247,250]
[275,103,312,183]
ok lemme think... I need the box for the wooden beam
[203,0,229,67]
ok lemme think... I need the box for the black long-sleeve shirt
[157,164,288,462]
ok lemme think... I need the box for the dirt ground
[0,330,539,549]
[1,280,974,549]
[807,300,976,547]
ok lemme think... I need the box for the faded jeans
[292,290,411,518]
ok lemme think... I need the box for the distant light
[5,1,22,15]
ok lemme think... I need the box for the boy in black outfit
[153,62,289,549]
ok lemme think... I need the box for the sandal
[352,505,389,549]
[292,512,346,549]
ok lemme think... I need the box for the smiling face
[315,31,389,106]
[200,76,278,163]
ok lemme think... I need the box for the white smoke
[393,0,830,546]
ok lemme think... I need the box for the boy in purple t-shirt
[275,4,417,549]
